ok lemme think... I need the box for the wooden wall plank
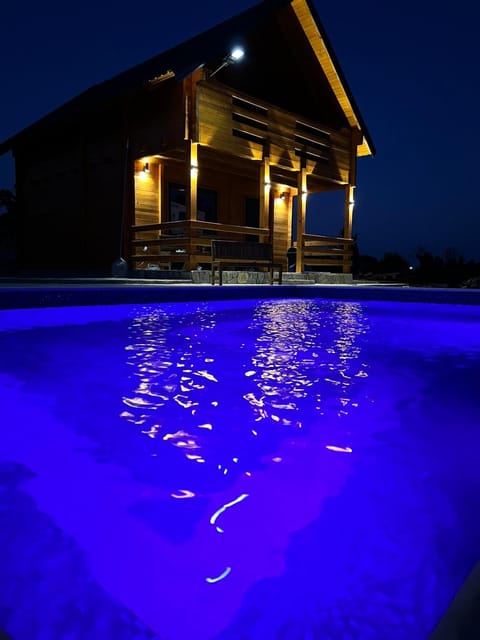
[197,82,351,185]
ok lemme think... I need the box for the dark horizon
[1,0,478,261]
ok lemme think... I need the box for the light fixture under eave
[142,162,150,173]
[209,46,245,78]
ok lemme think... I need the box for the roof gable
[291,0,373,155]
[216,3,350,131]
[0,0,374,156]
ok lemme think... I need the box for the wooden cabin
[0,0,374,275]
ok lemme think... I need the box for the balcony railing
[130,223,353,273]
[130,220,270,269]
[300,233,354,274]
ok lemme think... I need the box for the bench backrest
[211,240,273,261]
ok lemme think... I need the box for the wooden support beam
[342,129,359,273]
[184,139,199,270]
[183,68,204,143]
[157,161,163,225]
[259,153,271,241]
[268,187,275,245]
[296,165,307,273]
[186,140,198,223]
[343,184,355,240]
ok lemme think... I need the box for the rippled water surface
[1,298,480,639]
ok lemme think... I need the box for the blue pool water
[1,297,479,639]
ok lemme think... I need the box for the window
[168,183,217,225]
[168,183,218,246]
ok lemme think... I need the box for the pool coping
[1,283,480,309]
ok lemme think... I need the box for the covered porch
[128,80,359,275]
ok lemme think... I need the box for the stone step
[283,279,315,285]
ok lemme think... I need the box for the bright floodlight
[209,47,245,78]
[230,47,245,61]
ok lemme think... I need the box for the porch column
[343,184,355,239]
[296,165,307,273]
[343,129,359,273]
[259,151,271,241]
[186,140,198,222]
[185,139,198,270]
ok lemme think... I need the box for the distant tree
[442,247,465,287]
[378,252,409,275]
[356,253,379,274]
[0,189,16,215]
[415,250,445,284]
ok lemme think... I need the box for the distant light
[230,47,245,61]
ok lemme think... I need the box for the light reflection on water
[2,299,480,639]
[121,300,370,484]
[247,300,369,426]
[119,298,373,601]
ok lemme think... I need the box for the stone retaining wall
[191,270,353,285]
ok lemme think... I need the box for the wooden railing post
[296,165,307,273]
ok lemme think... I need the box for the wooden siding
[197,81,351,185]
[84,136,125,266]
[129,81,184,159]
[134,160,160,227]
[161,159,259,229]
[15,143,85,268]
[15,129,125,270]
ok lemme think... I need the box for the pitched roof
[0,0,374,156]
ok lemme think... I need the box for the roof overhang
[0,0,375,158]
[291,0,374,156]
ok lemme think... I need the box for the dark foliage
[355,241,480,288]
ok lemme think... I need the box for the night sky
[1,0,478,262]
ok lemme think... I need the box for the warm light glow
[275,191,288,202]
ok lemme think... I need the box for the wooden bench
[211,240,283,285]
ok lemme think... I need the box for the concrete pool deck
[0,277,480,309]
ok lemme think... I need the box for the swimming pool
[1,295,479,639]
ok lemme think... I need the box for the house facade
[0,0,374,275]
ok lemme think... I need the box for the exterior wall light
[230,47,245,61]
[210,47,245,78]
